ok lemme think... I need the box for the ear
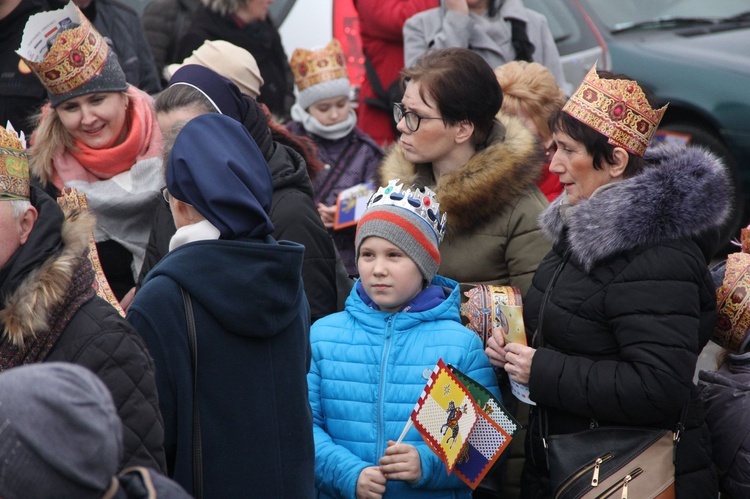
[454,120,475,145]
[18,206,38,245]
[608,147,629,179]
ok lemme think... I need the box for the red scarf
[51,87,163,189]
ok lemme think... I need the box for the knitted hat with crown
[290,39,350,110]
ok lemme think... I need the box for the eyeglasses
[393,103,443,132]
[160,186,170,204]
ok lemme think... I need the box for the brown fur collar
[379,113,544,236]
[0,210,94,347]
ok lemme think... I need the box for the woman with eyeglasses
[381,47,550,297]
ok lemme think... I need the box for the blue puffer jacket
[309,275,500,498]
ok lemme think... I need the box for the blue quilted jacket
[309,275,500,498]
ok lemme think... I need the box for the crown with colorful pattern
[367,180,447,243]
[290,39,350,109]
[17,2,127,107]
[0,122,30,201]
[562,64,667,157]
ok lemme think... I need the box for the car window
[525,0,599,56]
[582,0,749,30]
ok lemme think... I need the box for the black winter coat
[176,6,294,120]
[521,144,728,498]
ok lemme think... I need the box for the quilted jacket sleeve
[308,355,371,497]
[54,298,167,473]
[529,244,705,425]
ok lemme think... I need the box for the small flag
[449,365,520,489]
[410,359,479,472]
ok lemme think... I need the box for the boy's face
[308,96,351,127]
[357,236,424,312]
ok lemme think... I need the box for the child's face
[358,236,424,312]
[308,96,351,126]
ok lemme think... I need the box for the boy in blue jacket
[309,180,501,498]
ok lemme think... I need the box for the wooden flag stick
[396,419,413,444]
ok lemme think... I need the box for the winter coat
[379,114,550,296]
[141,0,201,81]
[309,275,500,498]
[522,144,729,498]
[403,0,566,90]
[128,236,314,498]
[699,354,750,498]
[1,189,166,473]
[176,6,294,120]
[353,0,439,146]
[0,0,49,135]
[111,467,191,498]
[286,121,384,275]
[83,0,161,94]
[138,141,338,321]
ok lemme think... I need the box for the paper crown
[367,180,447,244]
[0,122,30,201]
[713,228,750,354]
[290,39,348,92]
[562,64,667,157]
[16,2,127,106]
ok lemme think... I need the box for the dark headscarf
[166,114,275,239]
[169,64,249,123]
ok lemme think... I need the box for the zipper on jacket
[554,453,613,498]
[376,315,394,458]
[594,467,643,499]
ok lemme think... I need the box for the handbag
[181,287,203,499]
[536,252,680,499]
[547,426,675,499]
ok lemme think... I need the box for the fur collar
[1,210,93,346]
[539,143,731,271]
[379,113,543,237]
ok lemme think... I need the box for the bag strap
[362,51,389,108]
[180,287,203,499]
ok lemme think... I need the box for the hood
[0,190,93,346]
[267,142,316,200]
[380,113,543,238]
[344,274,463,333]
[539,143,731,272]
[144,237,307,337]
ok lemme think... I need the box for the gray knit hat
[0,363,123,499]
[18,4,128,108]
[355,180,447,282]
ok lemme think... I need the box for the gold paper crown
[562,65,667,157]
[0,122,30,201]
[20,5,108,97]
[290,39,348,92]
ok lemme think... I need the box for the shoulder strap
[180,287,203,499]
[362,50,389,103]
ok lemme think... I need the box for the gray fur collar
[379,113,543,237]
[0,210,93,346]
[540,143,731,271]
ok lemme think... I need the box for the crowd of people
[0,0,745,498]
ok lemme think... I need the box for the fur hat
[0,363,122,499]
[165,40,264,98]
[290,39,350,110]
[17,3,128,108]
[0,122,29,201]
[713,228,750,354]
[355,180,446,282]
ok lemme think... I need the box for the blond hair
[28,107,74,187]
[494,61,566,142]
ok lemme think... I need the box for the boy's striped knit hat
[356,180,446,282]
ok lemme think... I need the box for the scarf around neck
[51,86,163,190]
[291,103,357,140]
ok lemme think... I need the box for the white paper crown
[368,179,447,243]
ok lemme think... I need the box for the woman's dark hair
[550,71,660,178]
[401,48,502,148]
